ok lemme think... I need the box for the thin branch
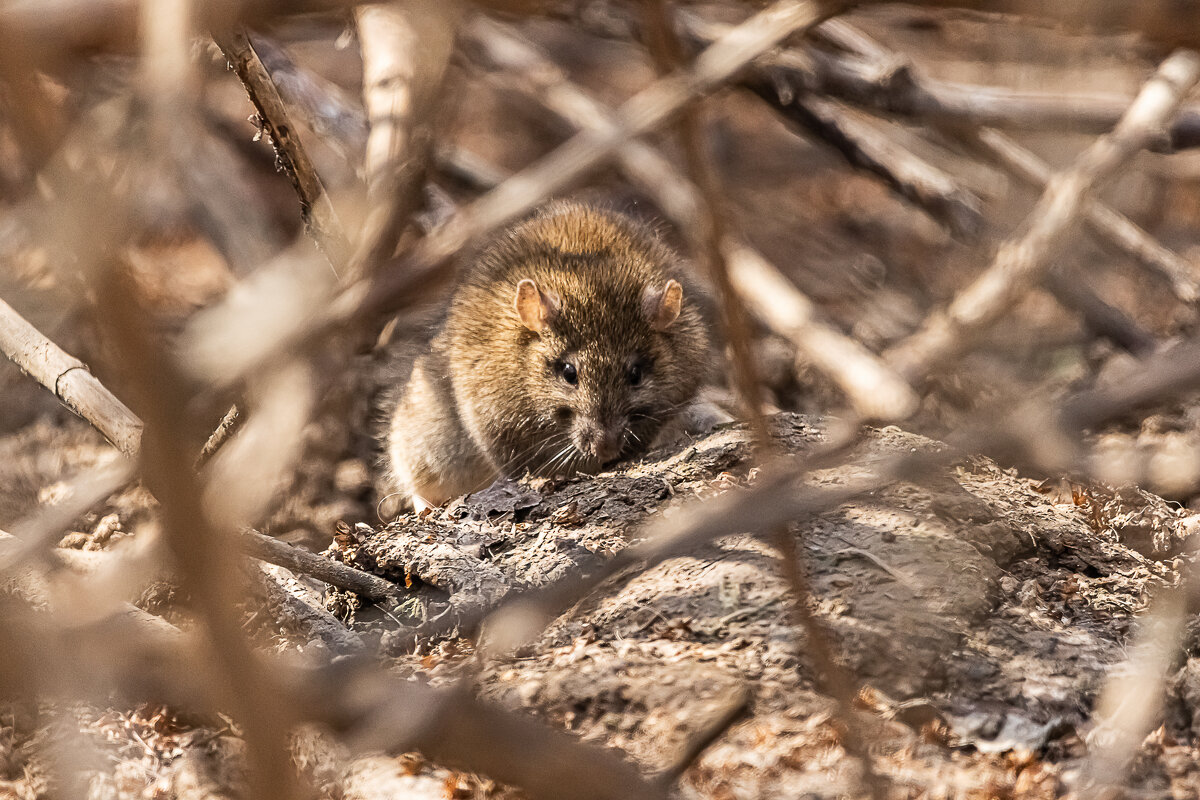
[214,28,351,271]
[885,50,1200,382]
[195,404,243,470]
[680,13,1200,306]
[1061,336,1200,431]
[744,73,983,237]
[802,23,1200,152]
[971,126,1200,303]
[0,295,142,455]
[248,34,369,158]
[814,20,1200,304]
[0,287,400,601]
[1042,268,1158,356]
[244,530,402,603]
[347,0,463,281]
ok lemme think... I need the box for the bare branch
[886,50,1200,381]
[244,530,403,603]
[0,294,142,455]
[0,278,400,601]
[971,126,1200,303]
[743,71,983,237]
[214,29,351,271]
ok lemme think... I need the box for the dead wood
[195,404,242,470]
[257,564,367,655]
[214,29,351,271]
[970,126,1200,303]
[800,26,1200,152]
[249,34,370,159]
[1041,268,1158,356]
[0,273,397,602]
[886,50,1200,382]
[357,520,510,608]
[796,25,1172,355]
[675,14,1200,307]
[814,21,1200,304]
[683,15,1155,357]
[0,0,367,63]
[349,0,462,281]
[1061,337,1200,432]
[864,0,1200,52]
[98,256,297,800]
[0,296,142,455]
[744,73,983,237]
[245,529,403,603]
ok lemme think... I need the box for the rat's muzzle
[575,419,625,465]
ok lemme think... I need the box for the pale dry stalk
[0,296,142,455]
[350,0,463,280]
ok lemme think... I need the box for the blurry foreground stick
[886,49,1200,380]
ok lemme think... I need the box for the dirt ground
[3,412,1200,798]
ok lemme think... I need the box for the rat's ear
[642,279,683,331]
[515,279,560,332]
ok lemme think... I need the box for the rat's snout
[574,417,626,464]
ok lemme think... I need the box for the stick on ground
[0,295,142,455]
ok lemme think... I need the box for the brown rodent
[384,200,711,510]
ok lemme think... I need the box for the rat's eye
[558,361,578,386]
[627,363,643,387]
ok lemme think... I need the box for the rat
[383,200,712,511]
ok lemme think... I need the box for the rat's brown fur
[386,201,711,509]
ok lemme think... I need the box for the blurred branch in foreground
[886,50,1200,382]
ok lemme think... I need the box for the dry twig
[0,272,395,599]
[804,21,1200,304]
[886,50,1200,381]
[349,0,463,281]
[0,295,142,456]
[214,29,351,271]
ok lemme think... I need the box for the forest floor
[3,412,1200,799]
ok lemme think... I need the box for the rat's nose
[577,421,624,464]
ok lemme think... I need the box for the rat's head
[509,270,703,473]
[448,203,710,478]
